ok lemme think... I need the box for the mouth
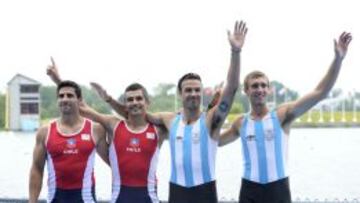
[129,105,142,112]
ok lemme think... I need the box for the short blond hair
[243,70,269,91]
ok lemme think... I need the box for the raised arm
[90,82,127,118]
[279,32,352,127]
[79,101,117,132]
[29,126,47,203]
[46,57,62,85]
[209,20,248,137]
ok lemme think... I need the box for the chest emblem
[66,138,77,149]
[81,134,91,141]
[146,132,155,140]
[129,137,140,147]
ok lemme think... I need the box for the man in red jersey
[29,79,109,203]
[46,61,167,203]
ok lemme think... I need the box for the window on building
[20,97,39,101]
[21,103,39,114]
[20,85,39,93]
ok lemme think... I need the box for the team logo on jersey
[192,132,200,143]
[245,134,256,141]
[66,138,77,148]
[265,129,274,141]
[176,132,184,140]
[81,134,91,141]
[146,132,155,140]
[129,138,140,147]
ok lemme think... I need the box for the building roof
[7,73,41,86]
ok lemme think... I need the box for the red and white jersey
[45,119,96,202]
[109,121,159,202]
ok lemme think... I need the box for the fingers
[90,82,106,96]
[50,56,55,67]
[233,20,248,35]
[337,32,352,49]
[90,82,101,89]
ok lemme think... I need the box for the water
[0,128,359,201]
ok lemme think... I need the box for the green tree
[0,93,5,129]
[149,83,177,112]
[40,86,58,119]
[40,85,111,120]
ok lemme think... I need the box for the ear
[243,87,249,95]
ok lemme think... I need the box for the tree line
[6,80,360,129]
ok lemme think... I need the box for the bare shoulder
[276,102,295,124]
[159,112,176,120]
[155,111,177,126]
[36,125,49,143]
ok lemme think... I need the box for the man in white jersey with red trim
[219,32,352,203]
[106,20,248,203]
[46,63,167,203]
[29,79,109,203]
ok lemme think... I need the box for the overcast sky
[0,0,358,97]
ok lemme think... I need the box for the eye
[67,94,75,98]
[185,88,192,93]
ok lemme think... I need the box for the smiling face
[124,89,149,117]
[245,76,270,107]
[57,86,81,115]
[179,79,202,111]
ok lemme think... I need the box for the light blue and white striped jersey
[169,113,218,187]
[240,111,289,184]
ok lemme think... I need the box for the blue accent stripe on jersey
[200,114,211,183]
[272,112,285,178]
[240,116,251,180]
[170,115,181,183]
[255,121,268,183]
[183,124,194,187]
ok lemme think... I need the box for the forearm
[314,55,343,98]
[106,97,127,118]
[80,107,109,128]
[29,169,43,203]
[226,50,241,91]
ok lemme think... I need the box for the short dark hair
[124,83,150,103]
[243,70,269,91]
[57,80,82,99]
[177,72,202,92]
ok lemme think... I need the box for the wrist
[231,47,241,53]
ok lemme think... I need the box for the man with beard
[29,80,108,203]
[107,20,248,203]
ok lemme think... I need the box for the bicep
[32,130,47,171]
[210,87,238,131]
[280,91,321,125]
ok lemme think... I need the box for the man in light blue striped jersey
[146,20,248,203]
[219,32,352,203]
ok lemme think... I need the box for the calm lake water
[0,128,359,201]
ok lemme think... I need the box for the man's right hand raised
[90,82,113,103]
[46,57,62,85]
